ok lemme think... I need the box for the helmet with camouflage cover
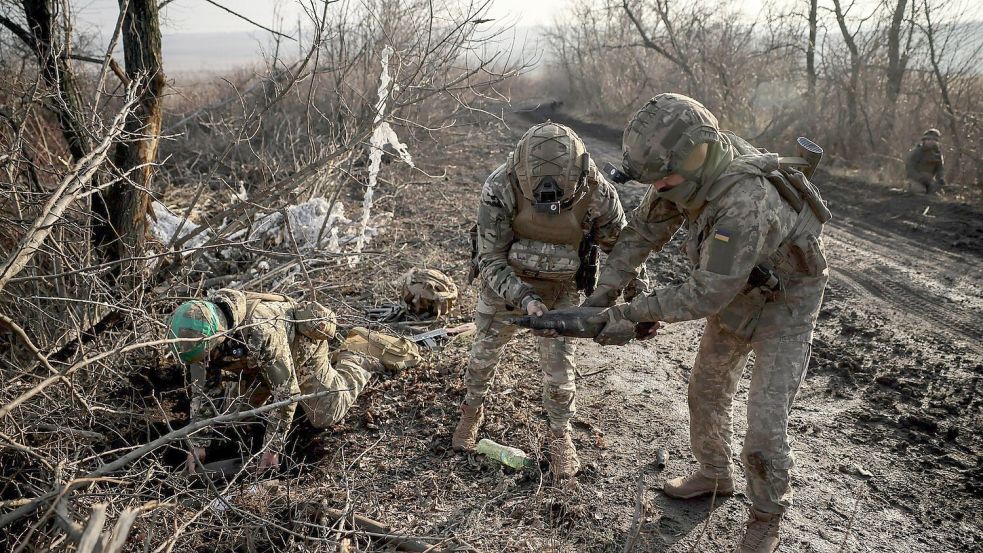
[922,128,941,140]
[508,121,590,213]
[295,301,337,341]
[399,268,458,317]
[622,93,720,183]
[167,300,229,364]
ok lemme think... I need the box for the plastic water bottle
[476,438,531,470]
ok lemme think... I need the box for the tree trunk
[98,0,164,268]
[832,0,863,149]
[884,0,910,140]
[806,0,818,98]
[19,0,91,161]
[922,0,962,179]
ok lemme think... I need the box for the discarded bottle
[476,439,531,470]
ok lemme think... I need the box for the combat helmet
[508,121,590,214]
[399,268,458,318]
[922,128,942,140]
[622,93,720,183]
[167,300,228,364]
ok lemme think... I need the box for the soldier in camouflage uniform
[452,122,637,479]
[905,128,945,194]
[582,94,830,552]
[168,290,385,474]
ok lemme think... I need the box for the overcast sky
[74,0,587,35]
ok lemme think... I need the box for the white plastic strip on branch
[350,45,413,266]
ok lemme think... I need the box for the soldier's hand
[526,300,548,317]
[186,448,206,475]
[587,306,636,346]
[635,321,661,340]
[258,450,280,472]
[526,300,559,337]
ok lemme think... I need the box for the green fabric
[655,137,736,211]
[168,300,222,363]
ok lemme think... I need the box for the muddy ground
[148,107,982,552]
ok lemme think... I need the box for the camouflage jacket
[597,153,829,340]
[905,143,944,181]
[475,161,630,309]
[188,290,321,451]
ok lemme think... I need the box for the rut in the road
[832,265,983,346]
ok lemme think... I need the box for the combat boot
[452,402,483,451]
[737,509,782,552]
[663,471,735,499]
[548,429,580,479]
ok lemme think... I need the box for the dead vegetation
[541,0,983,188]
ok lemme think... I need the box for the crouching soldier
[168,289,410,474]
[583,94,830,551]
[452,121,639,479]
[905,128,945,194]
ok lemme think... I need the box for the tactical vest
[507,177,596,281]
[211,291,293,373]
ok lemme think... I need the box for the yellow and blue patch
[706,227,737,275]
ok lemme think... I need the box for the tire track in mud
[825,224,983,351]
[831,265,983,346]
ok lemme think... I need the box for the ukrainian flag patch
[706,227,738,275]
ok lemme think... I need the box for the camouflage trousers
[226,343,372,428]
[463,281,580,431]
[688,316,812,514]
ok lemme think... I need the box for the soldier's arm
[187,362,225,449]
[935,152,945,179]
[589,187,683,305]
[589,176,627,253]
[475,169,540,309]
[248,320,301,453]
[590,178,649,299]
[625,180,770,323]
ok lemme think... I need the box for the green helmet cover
[168,300,226,363]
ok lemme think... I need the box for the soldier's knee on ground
[304,405,346,429]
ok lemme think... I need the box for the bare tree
[94,0,165,269]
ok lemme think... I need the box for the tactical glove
[587,305,636,346]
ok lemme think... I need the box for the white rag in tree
[351,45,414,266]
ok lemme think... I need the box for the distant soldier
[168,290,413,474]
[453,121,640,479]
[905,128,945,194]
[582,94,831,552]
